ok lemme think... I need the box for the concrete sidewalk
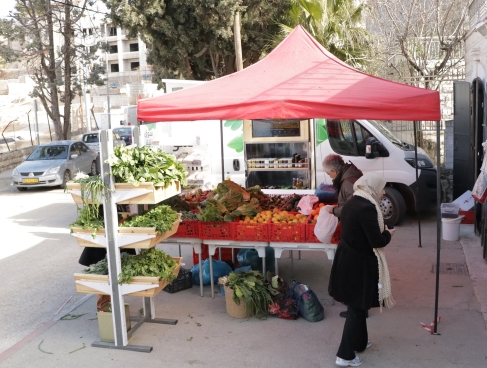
[1,209,487,368]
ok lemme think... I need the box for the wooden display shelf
[70,214,181,249]
[66,181,181,205]
[74,257,183,297]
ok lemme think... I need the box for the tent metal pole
[433,120,441,335]
[220,120,225,182]
[413,121,422,247]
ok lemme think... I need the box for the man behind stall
[322,154,363,218]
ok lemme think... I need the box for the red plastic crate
[306,221,341,244]
[199,221,235,240]
[460,210,474,224]
[172,219,200,238]
[192,245,236,265]
[234,221,269,241]
[269,222,306,242]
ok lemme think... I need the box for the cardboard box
[97,303,131,342]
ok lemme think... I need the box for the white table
[160,238,204,297]
[269,242,337,274]
[204,240,269,299]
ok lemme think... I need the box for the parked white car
[81,130,126,152]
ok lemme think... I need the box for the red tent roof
[137,25,440,122]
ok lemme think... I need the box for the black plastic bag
[288,280,324,322]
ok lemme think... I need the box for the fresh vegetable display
[120,205,179,234]
[106,145,188,187]
[82,249,178,284]
[180,211,199,220]
[197,180,263,222]
[240,209,307,224]
[220,270,275,316]
[68,173,107,236]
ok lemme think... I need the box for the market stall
[138,25,443,332]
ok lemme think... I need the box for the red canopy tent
[137,25,440,122]
[137,25,443,334]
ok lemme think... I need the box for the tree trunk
[45,2,63,141]
[63,1,72,140]
[234,11,243,72]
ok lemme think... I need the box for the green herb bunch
[120,205,179,234]
[69,175,109,237]
[224,270,275,316]
[82,249,178,284]
[106,145,188,187]
[117,248,178,284]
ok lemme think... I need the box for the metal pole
[433,120,441,335]
[84,68,91,132]
[220,120,225,182]
[104,23,111,129]
[413,122,422,247]
[33,99,40,145]
[100,129,128,345]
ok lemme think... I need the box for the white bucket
[441,216,464,241]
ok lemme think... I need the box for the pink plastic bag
[297,195,319,215]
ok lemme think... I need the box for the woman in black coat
[328,174,396,367]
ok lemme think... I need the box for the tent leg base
[91,341,153,353]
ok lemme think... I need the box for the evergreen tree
[102,0,291,80]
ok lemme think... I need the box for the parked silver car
[11,140,98,191]
[81,130,126,152]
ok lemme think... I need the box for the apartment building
[76,2,152,88]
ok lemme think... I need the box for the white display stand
[71,128,180,353]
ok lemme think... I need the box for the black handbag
[287,280,324,322]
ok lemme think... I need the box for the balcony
[121,51,140,59]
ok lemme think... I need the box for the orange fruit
[318,203,325,208]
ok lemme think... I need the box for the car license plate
[23,178,39,184]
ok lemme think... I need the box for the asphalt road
[0,171,88,354]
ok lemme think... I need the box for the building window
[109,27,117,36]
[110,64,119,73]
[130,62,140,71]
[129,43,139,52]
[109,45,118,54]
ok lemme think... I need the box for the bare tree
[0,0,105,140]
[367,0,469,90]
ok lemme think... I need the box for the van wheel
[380,187,406,225]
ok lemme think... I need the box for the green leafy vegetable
[117,248,178,284]
[68,175,108,237]
[120,205,178,234]
[106,145,188,187]
[82,249,179,284]
[222,271,274,316]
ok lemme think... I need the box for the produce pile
[196,180,264,222]
[82,248,179,284]
[169,180,310,223]
[120,204,179,235]
[107,145,188,187]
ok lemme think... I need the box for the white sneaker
[355,340,372,353]
[336,355,363,367]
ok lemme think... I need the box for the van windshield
[367,120,407,149]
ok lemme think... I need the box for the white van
[315,119,438,225]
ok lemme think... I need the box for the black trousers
[337,305,369,360]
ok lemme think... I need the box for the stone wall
[441,167,453,203]
[0,147,34,173]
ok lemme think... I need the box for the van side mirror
[365,137,389,159]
